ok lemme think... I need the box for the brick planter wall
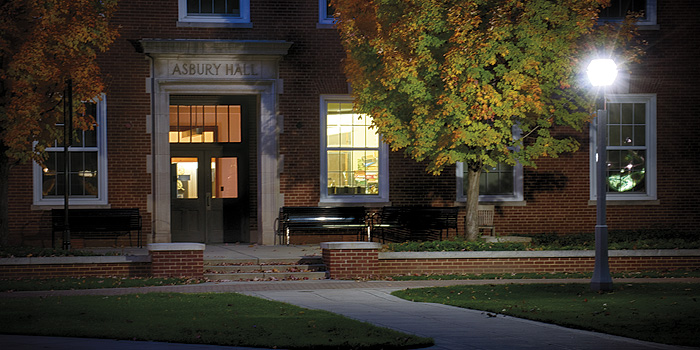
[321,242,382,279]
[148,243,205,278]
[321,243,700,279]
[0,243,206,279]
[0,256,151,279]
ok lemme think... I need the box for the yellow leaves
[1,0,118,164]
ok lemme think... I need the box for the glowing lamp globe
[587,59,618,87]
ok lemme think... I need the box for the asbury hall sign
[168,61,262,78]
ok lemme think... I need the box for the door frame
[143,39,291,245]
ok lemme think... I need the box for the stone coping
[320,242,383,250]
[380,249,700,260]
[147,243,205,251]
[0,255,150,266]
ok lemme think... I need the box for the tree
[0,0,118,246]
[332,0,641,240]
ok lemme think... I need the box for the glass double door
[171,146,248,243]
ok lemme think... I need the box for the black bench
[372,206,458,243]
[275,206,370,245]
[52,208,142,248]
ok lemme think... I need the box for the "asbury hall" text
[171,62,259,77]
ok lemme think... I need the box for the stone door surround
[141,39,292,245]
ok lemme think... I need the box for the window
[169,104,242,143]
[33,97,108,206]
[178,0,250,27]
[457,124,524,203]
[590,94,656,201]
[320,95,388,203]
[318,0,335,26]
[599,0,657,27]
[457,161,524,203]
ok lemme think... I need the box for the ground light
[587,58,617,292]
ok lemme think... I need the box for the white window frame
[178,0,251,28]
[456,161,524,203]
[590,93,657,201]
[599,0,657,28]
[318,0,335,27]
[319,95,389,204]
[33,96,109,206]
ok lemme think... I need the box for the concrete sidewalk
[2,278,697,350]
[243,285,692,350]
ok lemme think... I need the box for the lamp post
[587,59,617,292]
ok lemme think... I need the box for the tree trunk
[0,147,10,247]
[465,166,482,241]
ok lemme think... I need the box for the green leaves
[334,0,638,174]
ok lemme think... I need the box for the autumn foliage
[332,0,641,240]
[0,0,118,245]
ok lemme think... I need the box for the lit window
[590,94,657,200]
[178,0,250,27]
[33,97,108,205]
[320,96,388,203]
[168,104,242,144]
[599,0,657,26]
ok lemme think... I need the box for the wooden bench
[372,206,459,243]
[275,207,370,245]
[477,205,496,236]
[52,208,142,248]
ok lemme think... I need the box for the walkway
[1,244,696,350]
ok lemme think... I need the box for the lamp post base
[590,280,613,292]
[591,224,613,292]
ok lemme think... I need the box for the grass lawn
[392,282,700,347]
[389,269,700,281]
[0,276,204,292]
[0,292,433,350]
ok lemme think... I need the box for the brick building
[6,0,699,247]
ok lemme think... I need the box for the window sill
[318,200,391,208]
[316,23,335,29]
[32,204,112,211]
[455,200,527,207]
[177,21,253,28]
[637,24,660,30]
[587,199,660,206]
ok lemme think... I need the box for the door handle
[206,193,211,210]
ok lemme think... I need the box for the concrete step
[204,271,328,281]
[204,256,324,266]
[203,257,328,281]
[205,264,327,273]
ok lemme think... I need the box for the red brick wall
[377,256,700,276]
[278,0,700,237]
[0,246,204,279]
[323,248,379,279]
[322,245,700,279]
[7,1,700,246]
[0,262,150,279]
[150,250,203,278]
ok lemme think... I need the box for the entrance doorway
[169,95,253,243]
